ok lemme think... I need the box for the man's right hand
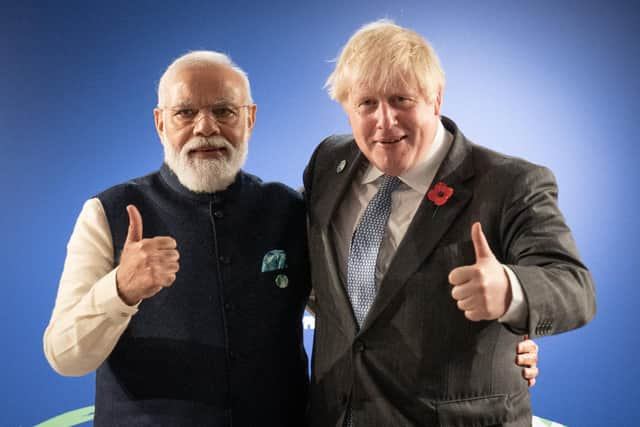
[115,204,180,305]
[516,336,539,387]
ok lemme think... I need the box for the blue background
[1,1,638,425]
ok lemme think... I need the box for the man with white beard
[43,51,310,426]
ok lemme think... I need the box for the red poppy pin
[427,182,454,217]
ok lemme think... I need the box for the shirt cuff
[93,267,140,320]
[498,265,527,330]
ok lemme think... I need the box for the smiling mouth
[376,135,407,144]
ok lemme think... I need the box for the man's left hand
[448,222,511,321]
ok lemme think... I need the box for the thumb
[471,222,493,260]
[125,204,143,243]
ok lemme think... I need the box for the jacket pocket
[436,394,509,427]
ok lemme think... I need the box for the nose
[193,111,221,137]
[375,102,397,129]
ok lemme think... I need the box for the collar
[361,119,453,195]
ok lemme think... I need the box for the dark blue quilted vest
[94,164,310,426]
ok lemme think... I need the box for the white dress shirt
[43,198,138,376]
[330,119,526,327]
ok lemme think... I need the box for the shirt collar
[361,119,453,195]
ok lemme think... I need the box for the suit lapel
[313,141,364,229]
[313,139,365,334]
[361,120,475,333]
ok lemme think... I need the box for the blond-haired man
[304,21,595,426]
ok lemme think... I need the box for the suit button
[354,340,365,353]
[213,210,224,219]
[229,351,236,361]
[224,302,233,311]
[219,256,231,264]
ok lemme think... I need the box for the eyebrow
[170,100,196,109]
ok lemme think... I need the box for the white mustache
[183,136,233,153]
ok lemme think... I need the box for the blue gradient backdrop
[2,1,638,425]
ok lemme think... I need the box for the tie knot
[379,175,401,194]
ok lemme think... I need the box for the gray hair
[157,50,253,106]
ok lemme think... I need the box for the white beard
[162,135,248,193]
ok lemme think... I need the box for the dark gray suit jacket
[303,117,596,427]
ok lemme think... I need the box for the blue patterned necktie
[347,175,402,328]
[344,175,401,427]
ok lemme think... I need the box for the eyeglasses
[159,102,253,128]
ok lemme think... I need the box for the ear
[246,103,257,133]
[153,108,164,139]
[433,88,443,116]
[340,94,359,129]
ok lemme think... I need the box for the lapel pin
[336,160,347,174]
[275,274,289,289]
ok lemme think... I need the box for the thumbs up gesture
[448,222,511,321]
[115,205,180,305]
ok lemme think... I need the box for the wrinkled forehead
[161,64,248,107]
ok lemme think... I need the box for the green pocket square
[261,249,287,272]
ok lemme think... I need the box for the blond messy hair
[325,20,445,105]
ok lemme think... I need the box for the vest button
[224,302,233,311]
[219,256,231,264]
